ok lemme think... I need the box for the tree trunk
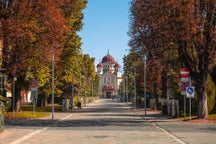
[161,69,167,99]
[196,76,208,119]
[197,94,208,119]
[15,87,21,112]
[37,94,43,107]
[10,84,21,112]
[153,83,159,110]
[44,95,48,106]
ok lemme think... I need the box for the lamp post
[143,54,147,116]
[12,77,17,117]
[92,81,94,97]
[126,75,128,103]
[71,63,74,110]
[124,76,126,102]
[84,76,86,107]
[52,45,55,121]
[134,68,136,109]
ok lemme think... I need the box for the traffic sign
[180,68,190,95]
[30,79,38,89]
[180,68,190,77]
[186,86,194,98]
[181,82,190,95]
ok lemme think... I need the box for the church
[96,52,122,98]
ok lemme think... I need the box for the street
[0,99,216,144]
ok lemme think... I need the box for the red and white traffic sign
[180,68,190,95]
[180,68,190,77]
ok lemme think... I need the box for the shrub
[207,75,216,113]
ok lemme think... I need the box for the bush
[207,75,216,113]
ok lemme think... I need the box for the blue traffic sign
[186,86,194,98]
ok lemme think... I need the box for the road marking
[60,114,73,121]
[152,123,187,144]
[9,114,73,144]
[9,127,47,144]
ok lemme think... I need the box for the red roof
[114,63,121,68]
[102,54,115,63]
[103,83,114,90]
[97,63,103,68]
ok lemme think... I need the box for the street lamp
[84,76,86,107]
[126,75,128,103]
[134,68,136,109]
[12,76,17,117]
[143,54,147,116]
[71,63,74,110]
[52,45,55,121]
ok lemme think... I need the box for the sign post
[180,68,190,119]
[30,79,38,117]
[186,77,194,121]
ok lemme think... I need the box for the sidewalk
[128,105,178,122]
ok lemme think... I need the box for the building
[97,52,122,98]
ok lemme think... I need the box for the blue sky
[79,0,131,71]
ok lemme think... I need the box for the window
[111,77,114,83]
[104,77,106,84]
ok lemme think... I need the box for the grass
[179,114,216,121]
[3,97,98,119]
[20,104,62,112]
[4,104,62,119]
[208,114,216,120]
[5,111,49,119]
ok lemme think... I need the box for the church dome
[102,54,115,63]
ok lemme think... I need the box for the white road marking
[60,114,73,121]
[9,127,47,144]
[9,114,73,144]
[152,123,187,144]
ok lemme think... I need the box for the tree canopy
[0,0,97,109]
[128,0,216,118]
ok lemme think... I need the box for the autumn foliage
[0,0,97,110]
[128,0,216,118]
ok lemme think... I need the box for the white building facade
[97,53,122,98]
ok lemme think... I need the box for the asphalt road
[0,99,216,144]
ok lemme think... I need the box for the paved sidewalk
[129,107,177,121]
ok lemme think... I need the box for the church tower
[96,52,122,98]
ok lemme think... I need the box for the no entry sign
[180,68,190,77]
[180,68,190,95]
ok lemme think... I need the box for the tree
[128,0,180,109]
[129,0,216,118]
[1,0,68,110]
[56,0,87,99]
[128,0,216,118]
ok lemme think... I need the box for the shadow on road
[4,99,175,129]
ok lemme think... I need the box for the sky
[79,0,131,71]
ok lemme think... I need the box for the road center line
[9,127,47,144]
[151,123,187,144]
